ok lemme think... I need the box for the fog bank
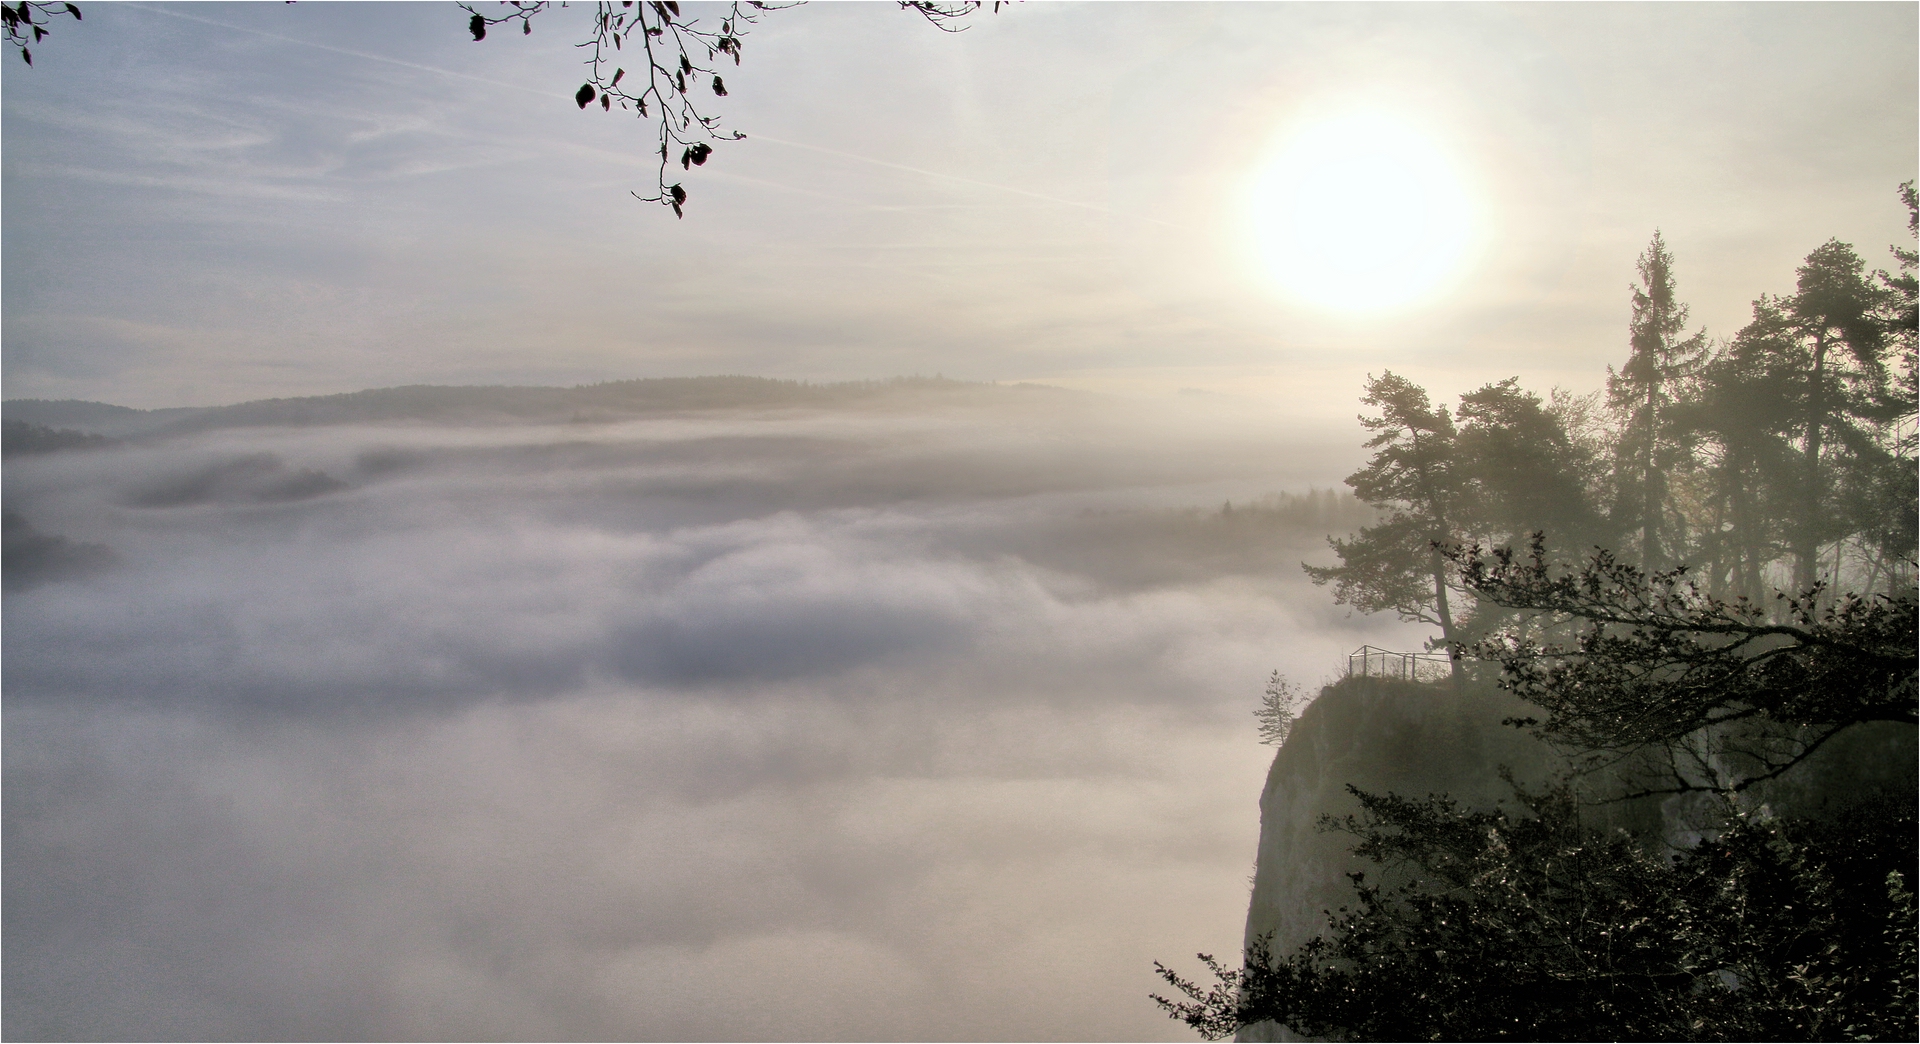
[5,386,1419,1039]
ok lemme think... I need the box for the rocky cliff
[1237,676,1563,1041]
[1237,673,1916,1041]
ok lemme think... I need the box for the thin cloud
[123,2,568,102]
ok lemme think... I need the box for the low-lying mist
[4,384,1424,1040]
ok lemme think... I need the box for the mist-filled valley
[3,380,1413,1040]
[5,2,1914,1039]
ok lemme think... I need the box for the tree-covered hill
[3,376,1081,439]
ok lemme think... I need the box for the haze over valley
[4,2,1913,1040]
[4,380,1409,1039]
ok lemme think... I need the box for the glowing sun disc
[1247,109,1478,314]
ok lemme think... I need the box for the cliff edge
[1236,673,1916,1041]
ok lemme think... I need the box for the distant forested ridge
[3,376,1078,439]
[1,419,116,458]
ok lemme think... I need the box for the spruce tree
[1609,232,1707,572]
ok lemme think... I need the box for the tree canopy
[1308,196,1919,663]
[1170,190,1919,1042]
[1303,372,1467,680]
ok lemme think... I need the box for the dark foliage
[1,0,78,65]
[1155,779,1918,1041]
[1452,534,1916,795]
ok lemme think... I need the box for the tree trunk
[1706,486,1728,599]
[1643,381,1662,571]
[1430,545,1462,693]
[1797,330,1828,593]
[1728,457,1764,606]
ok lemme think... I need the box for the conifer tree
[1609,232,1707,572]
[1304,372,1465,680]
[1779,241,1892,591]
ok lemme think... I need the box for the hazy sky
[4,2,1914,412]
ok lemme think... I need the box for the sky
[3,2,1914,414]
[3,3,1917,1041]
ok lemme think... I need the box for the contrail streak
[124,3,565,100]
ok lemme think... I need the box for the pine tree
[1304,372,1465,680]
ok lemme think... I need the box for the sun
[1245,108,1479,315]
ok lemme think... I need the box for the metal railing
[1346,644,1453,682]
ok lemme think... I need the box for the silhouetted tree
[1445,377,1610,644]
[1679,334,1800,602]
[1254,672,1305,746]
[1776,241,1894,591]
[1304,372,1466,681]
[1856,181,1920,595]
[1165,188,1920,1044]
[1609,232,1708,572]
[1456,377,1606,554]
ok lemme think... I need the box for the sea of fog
[3,389,1428,1040]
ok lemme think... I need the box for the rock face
[1236,674,1916,1042]
[1237,675,1564,1040]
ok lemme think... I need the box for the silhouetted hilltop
[4,376,1081,438]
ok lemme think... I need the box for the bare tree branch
[462,0,999,215]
